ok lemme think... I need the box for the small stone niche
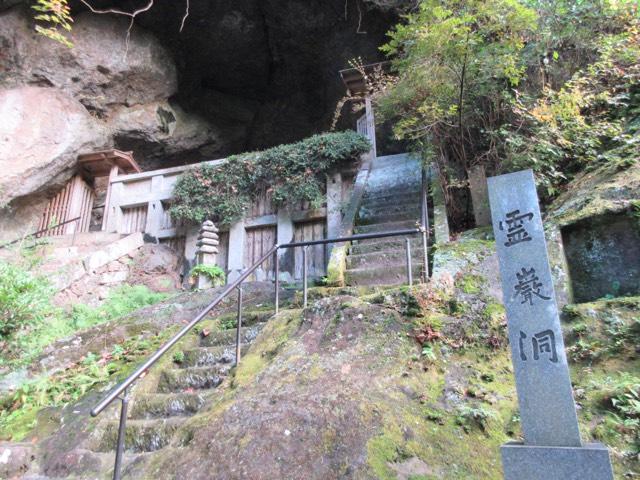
[561,212,640,303]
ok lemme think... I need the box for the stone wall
[55,243,181,307]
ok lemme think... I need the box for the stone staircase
[86,308,274,466]
[345,153,425,286]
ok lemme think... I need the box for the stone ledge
[83,232,144,272]
[501,442,614,480]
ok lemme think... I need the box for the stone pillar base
[501,442,613,480]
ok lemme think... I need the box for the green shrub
[170,131,370,226]
[173,350,185,364]
[0,262,53,339]
[455,405,498,433]
[71,285,167,329]
[2,284,167,367]
[190,264,226,286]
[503,24,640,199]
[596,374,640,453]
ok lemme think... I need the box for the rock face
[0,2,399,172]
[108,100,225,169]
[0,9,177,117]
[0,6,223,171]
[0,86,107,206]
[133,0,399,154]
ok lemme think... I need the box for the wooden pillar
[145,175,164,238]
[365,96,377,158]
[227,220,246,282]
[102,164,120,231]
[326,171,342,253]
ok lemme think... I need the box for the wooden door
[244,225,276,281]
[294,220,327,280]
[38,175,94,236]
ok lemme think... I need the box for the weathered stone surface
[83,232,144,272]
[0,193,48,243]
[108,100,224,166]
[562,212,640,302]
[468,164,491,227]
[0,86,107,206]
[198,231,219,240]
[545,163,640,228]
[488,170,581,447]
[502,442,613,480]
[99,270,129,285]
[0,9,177,115]
[0,442,35,479]
[128,244,181,293]
[196,245,218,254]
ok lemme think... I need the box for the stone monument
[468,164,492,227]
[195,220,219,290]
[487,170,614,480]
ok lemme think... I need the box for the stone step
[358,202,421,217]
[345,263,423,286]
[198,324,264,348]
[157,366,228,393]
[41,231,123,247]
[179,345,248,368]
[361,190,422,207]
[95,418,181,453]
[346,248,425,270]
[215,310,274,329]
[130,392,206,419]
[349,236,423,255]
[356,209,422,226]
[353,220,419,235]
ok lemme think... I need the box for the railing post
[421,229,429,282]
[405,238,413,287]
[235,285,243,366]
[421,167,430,282]
[113,387,129,480]
[302,246,308,309]
[274,249,279,315]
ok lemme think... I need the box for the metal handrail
[0,216,82,250]
[92,166,433,480]
[90,244,278,418]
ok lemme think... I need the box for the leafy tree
[378,0,537,220]
[504,22,640,198]
[520,0,639,89]
[32,0,74,47]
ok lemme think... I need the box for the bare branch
[79,0,154,59]
[180,0,190,32]
[79,0,154,19]
[356,0,367,34]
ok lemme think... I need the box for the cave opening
[71,0,401,170]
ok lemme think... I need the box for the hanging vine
[170,131,371,227]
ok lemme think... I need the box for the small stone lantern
[195,220,219,289]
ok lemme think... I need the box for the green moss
[482,303,505,324]
[456,274,485,294]
[437,238,495,260]
[367,427,406,480]
[326,244,348,287]
[233,309,303,388]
